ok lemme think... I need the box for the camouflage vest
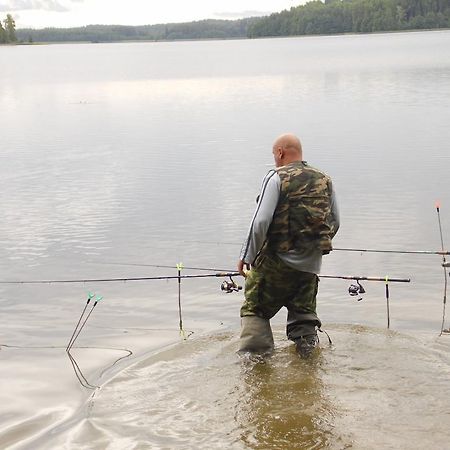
[266,161,335,254]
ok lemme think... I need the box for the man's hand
[237,259,250,278]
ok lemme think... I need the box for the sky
[0,0,302,29]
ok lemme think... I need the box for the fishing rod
[333,247,450,256]
[323,274,409,327]
[0,268,410,319]
[0,268,410,318]
[319,275,410,282]
[6,264,412,390]
[0,272,411,285]
[0,272,242,284]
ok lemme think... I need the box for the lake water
[1,30,450,449]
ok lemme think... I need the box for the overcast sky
[0,0,301,29]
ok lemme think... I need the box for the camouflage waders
[240,251,321,343]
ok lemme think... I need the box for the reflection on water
[21,326,450,450]
[236,350,338,449]
[31,331,343,449]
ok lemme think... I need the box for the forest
[11,0,450,43]
[248,0,450,37]
[0,14,16,43]
[15,18,257,43]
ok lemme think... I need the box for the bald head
[272,133,303,168]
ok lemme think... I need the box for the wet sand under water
[6,324,449,450]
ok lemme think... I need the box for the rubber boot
[238,316,274,353]
[286,310,322,358]
[286,311,321,341]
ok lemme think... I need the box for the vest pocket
[289,193,332,250]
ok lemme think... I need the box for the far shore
[4,26,449,47]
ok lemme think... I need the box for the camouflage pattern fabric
[240,252,321,338]
[267,161,336,254]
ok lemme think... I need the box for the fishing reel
[348,280,366,301]
[221,276,242,294]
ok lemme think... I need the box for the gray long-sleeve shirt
[240,168,340,275]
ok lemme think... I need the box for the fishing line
[67,345,133,389]
[318,328,332,345]
[90,261,232,272]
[87,325,179,332]
[99,348,133,378]
[114,236,450,255]
[0,344,128,351]
[68,346,134,390]
[67,350,98,390]
[0,344,66,350]
[0,342,132,390]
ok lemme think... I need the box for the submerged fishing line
[0,343,133,390]
[67,350,98,390]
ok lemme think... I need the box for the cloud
[214,10,271,20]
[0,0,82,12]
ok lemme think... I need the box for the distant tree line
[247,0,450,37]
[16,18,258,43]
[0,14,16,43]
[12,0,450,44]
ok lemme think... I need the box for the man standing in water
[237,133,339,358]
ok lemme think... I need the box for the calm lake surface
[1,30,450,449]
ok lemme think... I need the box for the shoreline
[9,26,450,46]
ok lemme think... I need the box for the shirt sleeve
[240,171,281,264]
[329,183,340,238]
